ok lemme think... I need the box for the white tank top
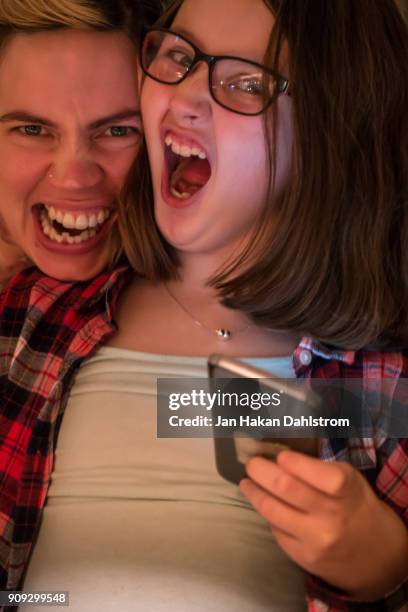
[22,347,306,611]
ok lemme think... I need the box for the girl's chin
[33,252,109,281]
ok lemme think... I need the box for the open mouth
[35,204,112,245]
[164,134,212,201]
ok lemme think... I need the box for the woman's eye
[229,78,264,96]
[18,125,45,136]
[105,126,138,137]
[167,49,192,68]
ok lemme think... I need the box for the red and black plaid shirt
[0,266,407,611]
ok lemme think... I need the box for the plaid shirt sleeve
[0,265,131,598]
[293,343,408,611]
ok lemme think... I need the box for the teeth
[179,145,191,157]
[171,186,191,200]
[172,142,181,155]
[43,205,110,231]
[40,208,102,244]
[75,214,88,230]
[165,134,207,160]
[62,213,75,229]
[97,210,105,224]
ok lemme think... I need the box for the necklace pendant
[216,328,231,340]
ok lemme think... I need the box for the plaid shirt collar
[299,337,356,365]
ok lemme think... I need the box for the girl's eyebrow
[172,27,191,37]
[0,112,56,127]
[169,28,262,63]
[0,108,141,130]
[89,109,141,130]
[171,26,201,46]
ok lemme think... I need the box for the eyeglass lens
[142,30,280,115]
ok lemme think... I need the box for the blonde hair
[0,0,111,30]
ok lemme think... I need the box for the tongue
[171,157,211,195]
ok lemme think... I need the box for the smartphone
[208,354,321,485]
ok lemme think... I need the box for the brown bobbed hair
[119,0,408,350]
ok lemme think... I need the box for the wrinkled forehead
[0,29,139,119]
[171,0,275,64]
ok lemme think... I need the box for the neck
[176,244,244,291]
[163,253,299,352]
[113,265,299,358]
[165,251,253,341]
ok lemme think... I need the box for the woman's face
[0,29,140,281]
[141,0,293,262]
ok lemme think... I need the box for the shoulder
[0,266,45,307]
[308,339,408,379]
[0,263,132,364]
[348,346,408,379]
[0,263,132,319]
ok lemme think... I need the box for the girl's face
[141,0,293,262]
[0,29,140,282]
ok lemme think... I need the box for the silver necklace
[164,283,252,341]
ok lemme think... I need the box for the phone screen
[208,355,320,485]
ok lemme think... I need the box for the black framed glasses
[140,28,290,116]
